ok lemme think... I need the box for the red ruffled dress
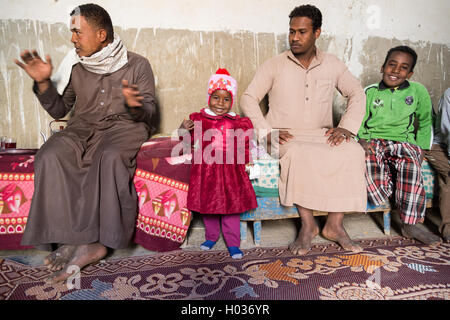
[186,108,258,214]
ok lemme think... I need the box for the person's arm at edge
[439,88,450,158]
[415,83,433,151]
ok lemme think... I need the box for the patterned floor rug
[1,237,449,300]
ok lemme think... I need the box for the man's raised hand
[122,79,144,107]
[15,50,53,83]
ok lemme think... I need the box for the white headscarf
[51,33,128,94]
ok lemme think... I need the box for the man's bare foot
[44,245,77,271]
[401,224,442,246]
[322,212,362,253]
[45,243,108,284]
[289,223,320,255]
[322,224,363,253]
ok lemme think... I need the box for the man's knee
[280,143,305,162]
[98,147,127,165]
[35,137,72,166]
[341,140,366,160]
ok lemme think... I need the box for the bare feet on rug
[289,222,320,255]
[44,244,77,271]
[401,224,442,246]
[322,225,363,253]
[45,243,108,284]
[322,213,363,253]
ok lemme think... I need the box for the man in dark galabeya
[15,3,156,283]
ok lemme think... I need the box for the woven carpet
[1,238,449,300]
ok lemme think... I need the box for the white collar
[204,108,236,117]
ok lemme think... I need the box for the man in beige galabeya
[241,4,367,255]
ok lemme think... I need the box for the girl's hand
[180,119,194,130]
[178,119,194,138]
[358,138,375,156]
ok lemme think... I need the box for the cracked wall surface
[1,0,449,148]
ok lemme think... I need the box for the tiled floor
[0,208,444,267]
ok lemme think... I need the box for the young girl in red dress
[179,68,257,259]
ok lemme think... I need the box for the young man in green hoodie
[358,45,441,245]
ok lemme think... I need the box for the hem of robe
[187,204,258,215]
[20,229,134,250]
[276,129,367,213]
[279,192,367,213]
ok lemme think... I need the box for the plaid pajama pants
[365,139,425,224]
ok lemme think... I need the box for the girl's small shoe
[200,240,216,250]
[228,246,243,259]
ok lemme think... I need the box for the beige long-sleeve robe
[240,48,367,212]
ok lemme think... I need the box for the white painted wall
[1,0,449,147]
[1,0,449,44]
[2,0,448,79]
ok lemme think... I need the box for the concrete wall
[1,0,449,148]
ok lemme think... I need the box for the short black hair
[382,45,418,72]
[289,4,322,31]
[70,3,114,42]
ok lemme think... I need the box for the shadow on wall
[149,98,161,136]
